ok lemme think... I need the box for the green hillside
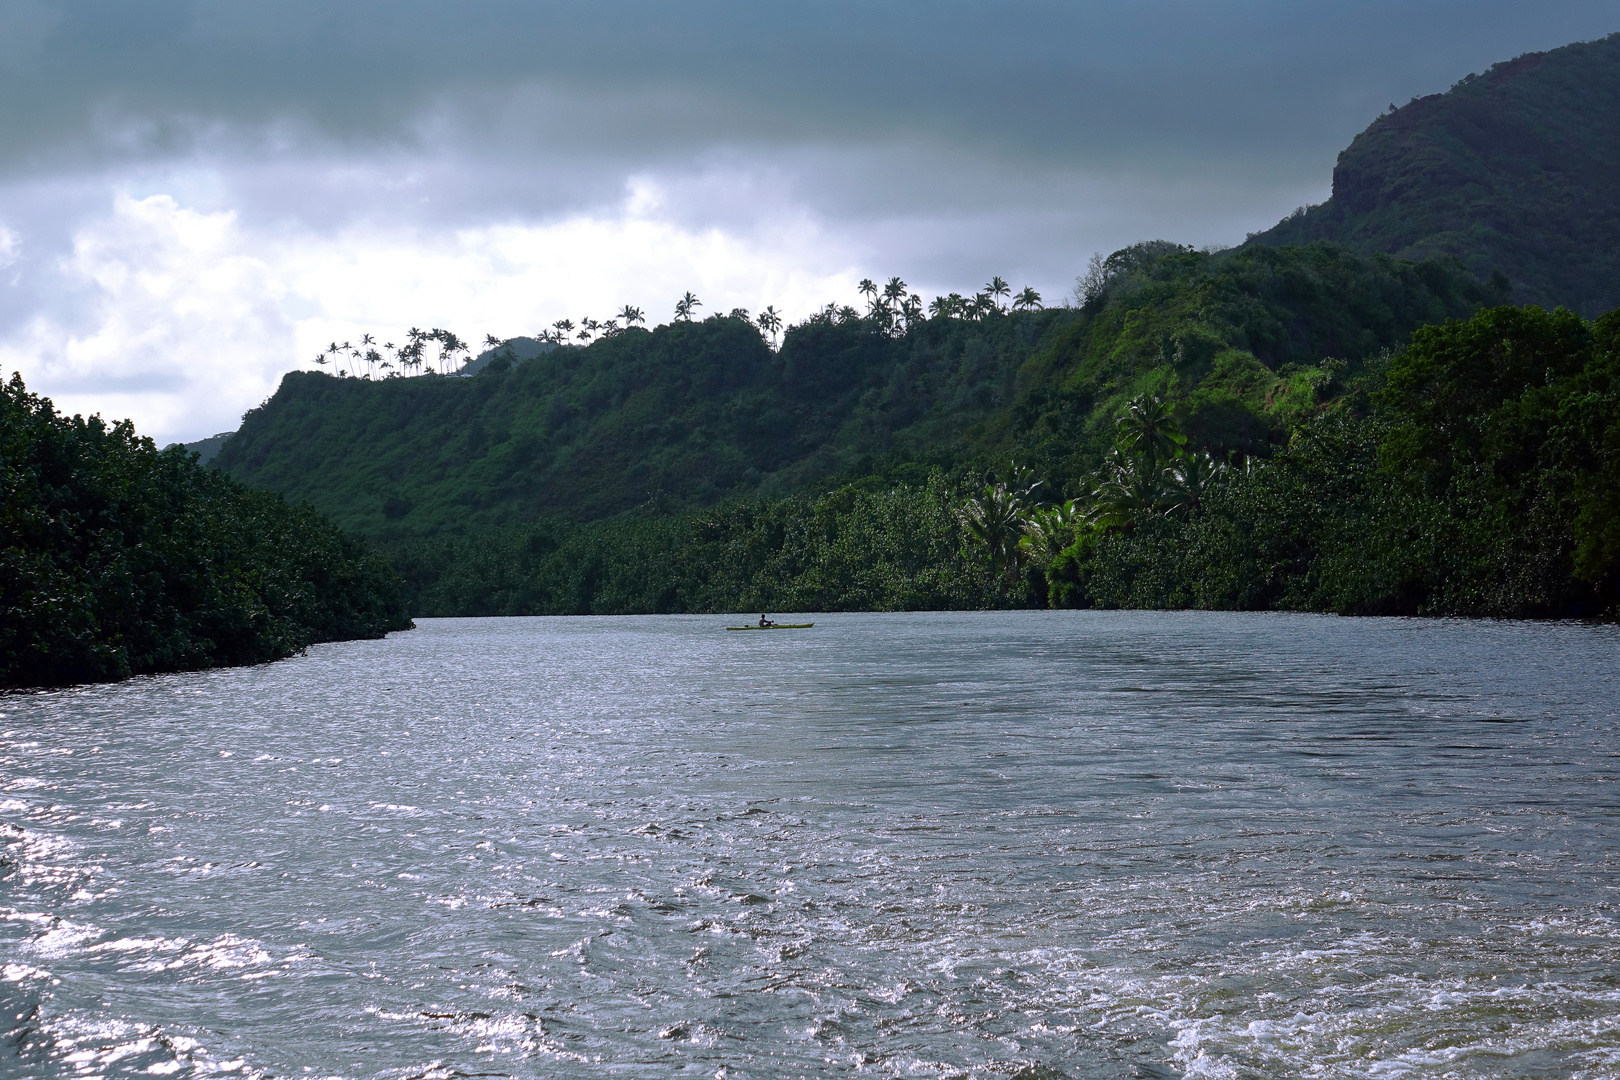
[2,373,411,688]
[380,301,1620,622]
[1249,32,1620,316]
[214,242,1498,536]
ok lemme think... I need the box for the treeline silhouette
[305,275,1040,379]
[1,373,412,688]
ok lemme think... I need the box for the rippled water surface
[4,611,1620,1079]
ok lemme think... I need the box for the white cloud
[0,179,865,443]
[1,193,293,440]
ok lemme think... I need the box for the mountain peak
[1249,32,1620,316]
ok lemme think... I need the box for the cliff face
[1250,33,1620,316]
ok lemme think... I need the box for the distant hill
[1248,32,1620,316]
[460,335,554,376]
[212,243,1498,537]
[173,431,234,465]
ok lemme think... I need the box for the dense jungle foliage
[391,474,1000,617]
[1250,32,1620,317]
[389,303,1620,620]
[1042,303,1620,617]
[215,241,1497,536]
[1,373,413,688]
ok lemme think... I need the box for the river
[3,611,1619,1078]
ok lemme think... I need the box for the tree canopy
[213,242,1497,538]
[1,373,412,688]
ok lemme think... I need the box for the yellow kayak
[726,623,814,630]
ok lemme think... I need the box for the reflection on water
[3,611,1619,1079]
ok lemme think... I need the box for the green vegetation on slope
[1,373,413,688]
[385,303,1620,621]
[215,242,1499,537]
[1044,303,1620,617]
[391,474,999,617]
[1249,32,1620,316]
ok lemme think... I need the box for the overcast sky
[1,1,1615,443]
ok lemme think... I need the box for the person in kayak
[757,614,775,627]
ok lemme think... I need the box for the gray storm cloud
[3,0,1616,181]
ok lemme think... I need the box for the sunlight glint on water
[3,611,1619,1079]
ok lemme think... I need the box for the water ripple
[1,611,1618,1078]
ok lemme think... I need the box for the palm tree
[902,294,924,328]
[987,276,1011,311]
[350,343,370,378]
[620,305,645,327]
[1006,463,1043,502]
[728,307,750,321]
[482,333,520,366]
[326,340,350,377]
[1013,286,1043,312]
[960,481,1028,587]
[1085,448,1169,530]
[675,292,701,321]
[858,278,878,314]
[755,306,783,345]
[554,319,575,343]
[331,340,356,376]
[433,329,469,374]
[1163,451,1225,517]
[1116,394,1186,472]
[1020,499,1080,565]
[872,298,897,336]
[401,329,428,376]
[883,277,907,306]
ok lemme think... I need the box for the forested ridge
[1250,32,1620,316]
[216,242,1498,536]
[1,374,412,688]
[194,234,1620,621]
[387,302,1620,620]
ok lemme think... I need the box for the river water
[3,612,1619,1079]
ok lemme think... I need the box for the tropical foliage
[1044,305,1620,617]
[389,473,1000,616]
[359,303,1620,621]
[1,373,412,688]
[214,243,1495,536]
